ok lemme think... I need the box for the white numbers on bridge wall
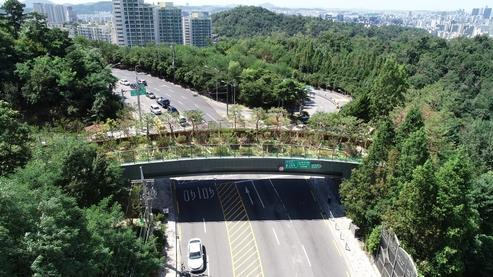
[183,187,215,202]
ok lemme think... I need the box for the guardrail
[107,144,363,165]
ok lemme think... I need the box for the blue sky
[48,0,491,11]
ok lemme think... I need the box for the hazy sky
[41,0,493,11]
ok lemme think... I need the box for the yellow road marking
[233,184,265,277]
[216,182,264,277]
[215,183,237,277]
[333,239,342,257]
[224,202,243,218]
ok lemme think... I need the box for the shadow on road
[174,177,345,223]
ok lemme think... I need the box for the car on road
[156,97,170,108]
[146,92,156,99]
[187,238,204,272]
[138,79,147,86]
[150,104,162,115]
[179,116,187,127]
[167,106,179,114]
[119,79,130,86]
[294,111,310,123]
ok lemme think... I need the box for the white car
[187,238,204,272]
[179,116,187,127]
[120,79,130,86]
[150,104,161,115]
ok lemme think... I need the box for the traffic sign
[284,160,322,169]
[130,89,146,96]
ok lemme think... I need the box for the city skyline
[35,0,491,12]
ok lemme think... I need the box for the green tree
[159,111,178,139]
[470,172,493,234]
[228,104,244,129]
[84,198,162,276]
[266,107,289,136]
[1,0,25,38]
[274,78,307,108]
[184,110,204,136]
[368,58,408,120]
[26,189,96,276]
[251,107,266,140]
[0,100,30,176]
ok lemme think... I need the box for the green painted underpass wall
[121,157,360,180]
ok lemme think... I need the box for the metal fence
[106,144,363,165]
[376,228,418,277]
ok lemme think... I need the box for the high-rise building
[76,22,113,42]
[483,7,492,19]
[182,14,191,45]
[33,3,76,25]
[472,8,480,16]
[182,12,211,47]
[112,0,156,46]
[157,2,182,45]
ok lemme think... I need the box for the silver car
[187,238,204,272]
[150,104,161,115]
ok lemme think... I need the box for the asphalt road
[113,68,350,124]
[174,176,350,277]
[112,68,227,122]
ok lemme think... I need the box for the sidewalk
[308,177,380,277]
[151,178,180,277]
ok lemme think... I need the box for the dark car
[167,106,179,114]
[146,92,156,99]
[294,111,310,123]
[138,79,147,86]
[156,97,170,108]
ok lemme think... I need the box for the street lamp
[204,65,220,101]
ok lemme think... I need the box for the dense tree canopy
[0,4,122,124]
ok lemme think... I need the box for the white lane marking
[203,218,207,233]
[206,113,214,121]
[272,228,280,245]
[207,255,210,276]
[250,180,265,208]
[301,245,312,267]
[268,179,293,225]
[269,179,281,199]
[177,100,184,106]
[245,187,254,205]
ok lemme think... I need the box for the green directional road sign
[284,160,322,170]
[130,88,146,96]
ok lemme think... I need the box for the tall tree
[0,100,30,176]
[1,0,25,38]
[368,57,408,120]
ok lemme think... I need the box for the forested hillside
[0,1,163,275]
[216,6,493,276]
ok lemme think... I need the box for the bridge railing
[107,144,363,165]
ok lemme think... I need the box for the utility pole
[138,166,157,243]
[135,65,142,124]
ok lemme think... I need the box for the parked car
[156,97,170,108]
[119,79,130,86]
[179,116,187,127]
[146,92,156,99]
[167,106,179,114]
[187,238,204,272]
[150,104,161,115]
